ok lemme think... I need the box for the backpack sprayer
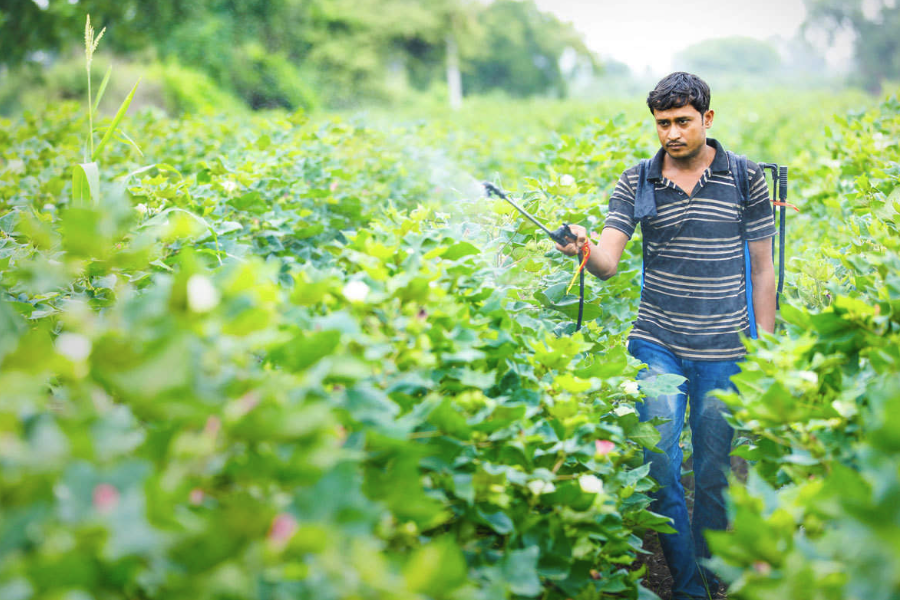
[482,182,590,331]
[758,163,798,309]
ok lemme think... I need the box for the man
[557,72,776,599]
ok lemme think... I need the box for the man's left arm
[748,239,776,334]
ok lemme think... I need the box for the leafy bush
[147,60,243,115]
[0,53,244,118]
[228,42,319,112]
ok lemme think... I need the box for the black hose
[576,249,585,331]
[777,167,788,307]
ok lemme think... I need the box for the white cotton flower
[527,480,556,495]
[614,405,637,417]
[222,180,238,193]
[622,380,640,395]
[135,203,148,215]
[579,474,604,494]
[560,174,575,187]
[798,371,818,383]
[342,280,370,303]
[56,333,92,362]
[187,275,220,313]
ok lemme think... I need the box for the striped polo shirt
[604,139,776,361]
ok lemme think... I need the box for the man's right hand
[555,224,589,257]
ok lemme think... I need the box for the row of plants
[2,28,898,599]
[0,41,676,599]
[704,93,900,600]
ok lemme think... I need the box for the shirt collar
[646,138,729,181]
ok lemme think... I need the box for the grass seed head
[84,15,106,67]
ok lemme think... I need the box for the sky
[531,0,853,75]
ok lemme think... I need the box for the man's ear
[704,109,715,128]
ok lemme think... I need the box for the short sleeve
[603,169,637,239]
[743,162,777,241]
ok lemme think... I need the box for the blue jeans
[627,338,740,600]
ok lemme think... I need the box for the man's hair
[646,72,711,116]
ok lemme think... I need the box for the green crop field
[2,12,900,600]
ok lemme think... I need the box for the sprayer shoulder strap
[634,159,656,221]
[727,150,751,210]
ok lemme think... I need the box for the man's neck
[664,140,715,173]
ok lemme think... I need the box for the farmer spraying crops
[556,72,777,600]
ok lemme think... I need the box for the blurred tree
[434,0,481,109]
[775,34,827,76]
[675,37,782,75]
[462,0,597,98]
[803,0,900,92]
[0,0,121,64]
[299,0,445,106]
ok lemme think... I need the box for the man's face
[653,104,714,161]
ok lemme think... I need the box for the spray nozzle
[482,181,505,199]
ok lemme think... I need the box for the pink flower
[238,391,261,415]
[595,440,615,456]
[329,181,339,192]
[189,488,204,505]
[268,513,298,544]
[204,416,221,439]
[753,561,772,576]
[93,483,119,513]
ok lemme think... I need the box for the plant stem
[87,65,93,161]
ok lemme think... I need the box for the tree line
[2,0,598,110]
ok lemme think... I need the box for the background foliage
[0,0,595,112]
[2,6,900,600]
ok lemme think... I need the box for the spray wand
[482,182,590,331]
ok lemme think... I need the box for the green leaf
[452,473,475,505]
[503,546,542,596]
[428,398,472,439]
[637,373,686,399]
[0,298,26,365]
[112,128,143,157]
[228,191,268,214]
[363,453,449,528]
[93,77,141,159]
[730,444,760,461]
[61,206,109,258]
[92,65,112,115]
[0,210,20,234]
[470,403,526,433]
[72,162,100,205]
[100,335,193,401]
[268,330,341,372]
[623,420,662,451]
[476,507,515,534]
[442,241,480,261]
[404,536,467,597]
[122,162,182,183]
[574,344,629,379]
[534,282,603,320]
